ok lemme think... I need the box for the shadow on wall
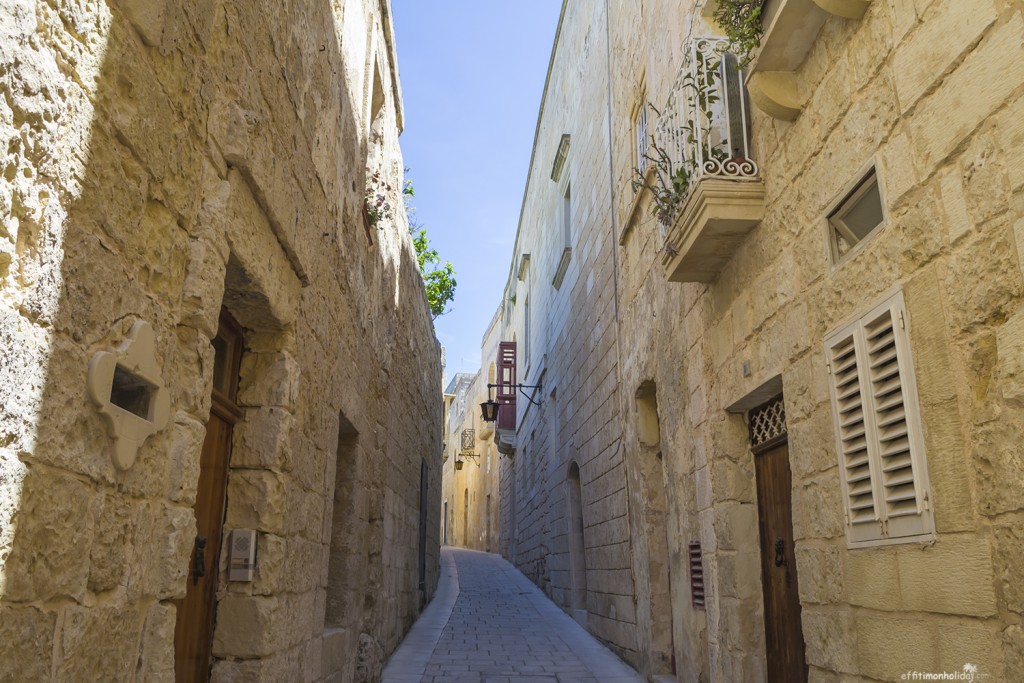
[0,1,438,680]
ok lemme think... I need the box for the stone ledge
[745,0,873,120]
[660,177,767,283]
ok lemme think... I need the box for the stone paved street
[382,548,646,683]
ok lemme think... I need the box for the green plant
[404,177,457,319]
[632,50,728,225]
[632,129,692,226]
[365,167,395,228]
[713,0,766,67]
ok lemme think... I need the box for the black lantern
[480,398,500,423]
[454,458,464,471]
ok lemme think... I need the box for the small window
[825,290,934,547]
[827,169,885,262]
[553,182,572,289]
[634,100,649,176]
[523,295,531,371]
[562,182,572,248]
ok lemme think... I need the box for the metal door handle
[774,538,785,567]
[192,535,207,585]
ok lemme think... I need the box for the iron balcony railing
[650,37,759,229]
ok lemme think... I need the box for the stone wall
[444,311,504,555]
[491,0,640,666]
[0,1,442,681]
[615,0,1024,681]
[494,0,1024,681]
[440,357,502,555]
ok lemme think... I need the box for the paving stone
[381,548,645,683]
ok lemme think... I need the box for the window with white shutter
[825,290,934,547]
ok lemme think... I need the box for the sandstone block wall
[492,0,640,666]
[440,357,502,555]
[614,0,1024,681]
[494,0,1024,681]
[0,1,442,681]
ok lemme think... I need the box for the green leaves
[411,227,457,319]
[713,0,765,67]
[405,177,456,320]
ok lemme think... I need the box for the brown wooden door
[174,313,243,682]
[755,440,808,682]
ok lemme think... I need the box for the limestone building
[487,0,1024,681]
[440,360,503,552]
[440,317,504,554]
[0,1,442,682]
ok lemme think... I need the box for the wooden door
[755,439,807,682]
[174,312,243,682]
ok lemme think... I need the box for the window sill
[660,177,766,283]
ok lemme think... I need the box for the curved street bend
[382,548,646,683]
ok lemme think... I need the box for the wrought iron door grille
[749,395,787,448]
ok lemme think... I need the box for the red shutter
[497,341,517,431]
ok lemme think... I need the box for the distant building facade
[484,0,1024,681]
[441,339,502,554]
[0,1,442,682]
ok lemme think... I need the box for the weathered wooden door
[755,439,808,682]
[174,312,243,682]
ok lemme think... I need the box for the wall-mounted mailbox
[228,529,257,582]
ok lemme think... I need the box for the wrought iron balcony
[652,37,766,283]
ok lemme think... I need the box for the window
[634,99,649,175]
[523,295,531,371]
[551,134,571,182]
[496,341,516,431]
[827,168,885,262]
[824,290,934,547]
[553,181,572,289]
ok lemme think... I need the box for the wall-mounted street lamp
[480,381,542,423]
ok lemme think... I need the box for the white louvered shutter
[862,294,932,541]
[826,290,934,547]
[826,321,881,544]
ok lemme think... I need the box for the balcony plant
[631,47,726,227]
[712,0,766,67]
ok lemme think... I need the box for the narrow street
[382,548,646,683]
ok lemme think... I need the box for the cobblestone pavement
[382,547,646,683]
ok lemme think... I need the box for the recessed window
[827,169,885,262]
[634,99,649,176]
[110,365,155,419]
[553,181,572,289]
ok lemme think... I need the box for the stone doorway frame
[719,375,788,679]
[180,169,304,677]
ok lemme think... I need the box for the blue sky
[392,2,563,380]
